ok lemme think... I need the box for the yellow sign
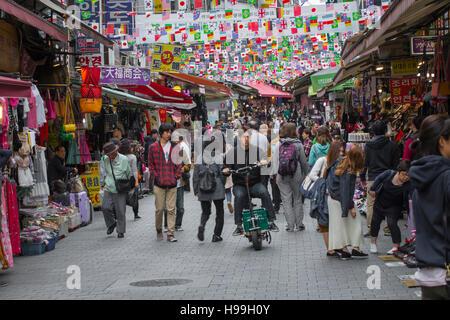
[154,0,162,13]
[151,44,183,73]
[391,59,418,76]
[81,161,101,207]
[0,21,20,73]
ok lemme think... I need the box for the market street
[0,189,420,300]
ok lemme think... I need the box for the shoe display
[227,202,234,214]
[156,232,163,241]
[370,243,378,254]
[106,223,116,235]
[233,225,244,236]
[351,249,368,259]
[212,235,223,242]
[269,222,279,232]
[117,233,124,238]
[387,247,398,255]
[167,235,178,242]
[197,226,204,241]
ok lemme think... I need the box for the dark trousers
[421,286,450,300]
[175,187,184,227]
[200,199,224,237]
[270,176,281,211]
[370,208,401,244]
[233,183,276,226]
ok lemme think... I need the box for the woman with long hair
[326,145,368,260]
[409,115,450,300]
[308,141,345,256]
[309,126,332,168]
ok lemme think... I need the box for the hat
[103,142,119,155]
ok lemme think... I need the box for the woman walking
[409,115,450,300]
[119,140,141,220]
[309,126,332,168]
[193,137,226,242]
[369,160,412,255]
[326,145,368,260]
[276,123,309,232]
[308,141,344,256]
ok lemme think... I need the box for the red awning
[161,72,231,95]
[119,82,196,109]
[0,76,32,98]
[0,0,67,43]
[247,81,293,98]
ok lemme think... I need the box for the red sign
[389,77,422,105]
[158,109,167,123]
[161,51,174,65]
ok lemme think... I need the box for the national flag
[276,8,284,19]
[169,34,176,42]
[265,21,272,31]
[189,26,196,34]
[162,11,170,20]
[326,3,334,12]
[194,32,201,40]
[359,19,367,25]
[106,23,114,35]
[248,0,256,4]
[310,16,318,27]
[194,0,202,8]
[293,6,301,17]
[165,24,172,31]
[336,14,342,23]
[225,10,233,18]
[282,0,289,4]
[207,32,214,40]
[332,19,338,29]
[295,17,303,28]
[212,0,219,7]
[291,28,298,34]
[352,12,360,21]
[120,24,127,34]
[304,24,310,33]
[242,9,250,19]
[162,0,170,11]
[345,19,351,27]
[178,0,187,10]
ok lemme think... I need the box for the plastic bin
[45,237,57,252]
[21,242,46,256]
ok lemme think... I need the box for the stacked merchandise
[393,237,418,268]
[20,224,58,256]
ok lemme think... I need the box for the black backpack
[199,165,216,193]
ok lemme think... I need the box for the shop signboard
[411,36,437,55]
[79,54,103,67]
[99,67,151,85]
[310,73,336,92]
[104,0,133,52]
[75,0,101,53]
[151,44,183,73]
[389,77,422,105]
[391,59,418,76]
[81,162,101,207]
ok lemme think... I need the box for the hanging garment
[77,128,92,165]
[31,85,46,128]
[39,121,49,146]
[44,89,56,120]
[0,182,13,269]
[27,88,39,130]
[29,146,50,200]
[6,180,20,256]
[66,139,80,165]
[0,98,9,149]
[14,154,34,187]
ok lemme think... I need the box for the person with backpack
[326,145,368,260]
[369,160,412,255]
[308,126,332,168]
[409,115,450,300]
[193,137,226,242]
[223,128,279,236]
[276,123,309,232]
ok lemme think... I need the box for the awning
[0,76,32,98]
[119,82,196,109]
[332,54,373,88]
[310,67,340,92]
[230,82,259,95]
[161,72,231,95]
[0,0,67,43]
[247,81,293,98]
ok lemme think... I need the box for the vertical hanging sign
[104,0,134,52]
[76,0,101,53]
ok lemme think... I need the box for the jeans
[370,208,402,244]
[225,188,232,203]
[175,187,185,227]
[421,286,450,300]
[270,176,281,211]
[233,183,276,226]
[200,200,224,237]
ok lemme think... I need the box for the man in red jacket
[148,123,182,242]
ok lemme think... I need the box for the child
[369,160,412,254]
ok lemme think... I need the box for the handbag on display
[431,37,450,98]
[81,84,102,99]
[45,89,56,120]
[55,89,65,118]
[80,97,102,114]
[81,67,100,85]
[62,89,76,132]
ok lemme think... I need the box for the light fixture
[378,88,383,93]
[376,66,384,71]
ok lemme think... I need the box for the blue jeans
[233,183,276,226]
[225,188,232,203]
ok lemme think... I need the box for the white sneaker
[387,247,398,255]
[370,243,378,254]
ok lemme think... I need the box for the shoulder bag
[109,158,135,194]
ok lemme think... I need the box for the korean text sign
[151,44,183,73]
[389,77,422,105]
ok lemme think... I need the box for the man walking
[148,123,181,242]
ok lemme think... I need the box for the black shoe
[107,223,116,235]
[363,232,371,238]
[175,226,184,231]
[297,225,305,231]
[212,234,223,242]
[269,222,279,232]
[0,281,7,287]
[335,249,352,260]
[351,249,368,259]
[117,233,124,238]
[134,215,142,220]
[233,225,244,236]
[197,226,204,241]
[327,251,339,258]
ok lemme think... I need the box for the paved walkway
[0,189,420,300]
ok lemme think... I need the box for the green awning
[329,78,354,91]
